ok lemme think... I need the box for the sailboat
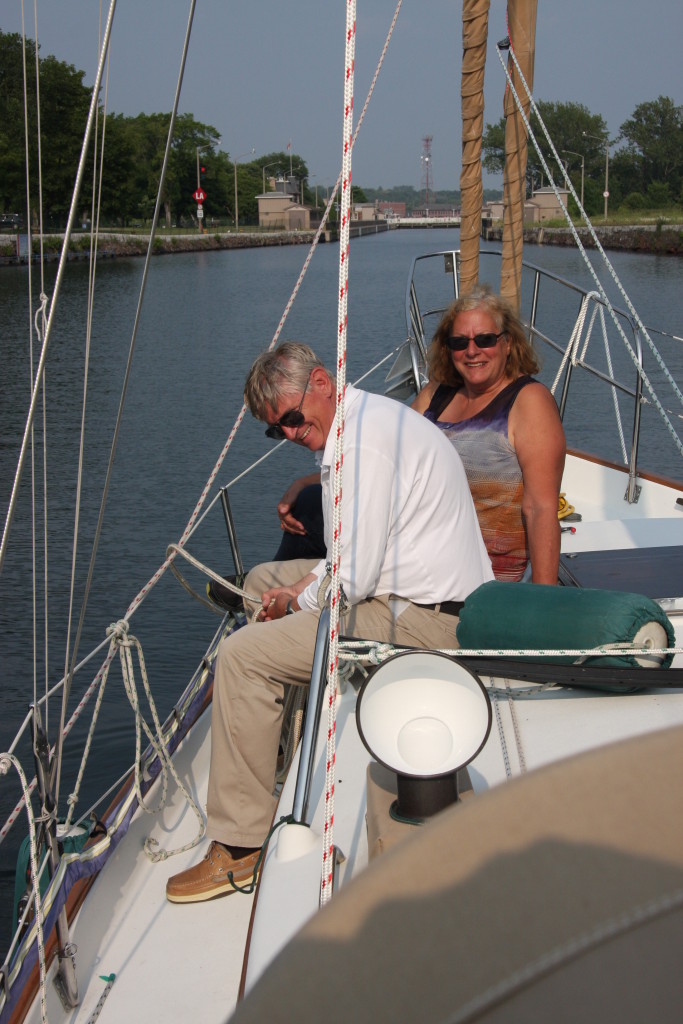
[1,1,682,1022]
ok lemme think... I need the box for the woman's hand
[277,473,320,536]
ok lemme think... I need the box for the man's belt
[414,600,464,616]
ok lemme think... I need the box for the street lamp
[261,162,280,194]
[562,149,585,211]
[195,145,213,232]
[233,148,255,232]
[309,174,318,209]
[582,131,611,222]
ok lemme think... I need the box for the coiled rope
[105,621,206,861]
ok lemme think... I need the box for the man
[166,342,493,903]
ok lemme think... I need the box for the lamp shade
[356,650,491,786]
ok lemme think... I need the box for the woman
[412,285,565,584]
[209,287,564,610]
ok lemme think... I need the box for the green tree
[39,54,93,226]
[482,100,608,210]
[0,31,92,227]
[618,96,682,197]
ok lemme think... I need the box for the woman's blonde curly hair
[427,285,539,387]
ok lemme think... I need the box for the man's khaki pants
[207,559,461,847]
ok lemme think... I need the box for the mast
[459,0,490,296]
[500,0,537,310]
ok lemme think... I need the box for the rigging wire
[119,0,404,625]
[51,0,199,803]
[0,1,118,578]
[496,41,683,460]
[55,8,115,806]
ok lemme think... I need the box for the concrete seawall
[1,223,390,265]
[483,223,683,256]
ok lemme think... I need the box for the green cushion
[456,580,675,670]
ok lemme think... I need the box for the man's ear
[310,366,332,396]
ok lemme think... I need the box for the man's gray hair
[244,341,333,419]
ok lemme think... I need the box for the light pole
[562,150,585,211]
[261,162,280,194]
[195,145,212,232]
[233,148,255,231]
[582,131,611,222]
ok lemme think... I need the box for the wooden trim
[566,448,683,491]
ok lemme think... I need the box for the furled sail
[459,0,537,310]
[500,0,537,309]
[459,0,490,296]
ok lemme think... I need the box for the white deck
[16,458,683,1023]
[23,714,254,1024]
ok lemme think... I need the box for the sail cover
[500,0,537,309]
[459,0,490,296]
[460,0,537,310]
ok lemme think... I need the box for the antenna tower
[420,135,434,205]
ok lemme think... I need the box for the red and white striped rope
[321,0,356,907]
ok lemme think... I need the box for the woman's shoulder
[509,376,565,445]
[411,379,440,414]
[513,377,558,409]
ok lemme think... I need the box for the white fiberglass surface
[24,711,253,1024]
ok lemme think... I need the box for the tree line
[482,98,682,216]
[367,99,681,217]
[1,30,680,229]
[0,31,314,230]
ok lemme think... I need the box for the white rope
[337,639,681,663]
[0,638,116,847]
[165,542,260,610]
[107,621,206,861]
[550,293,629,465]
[496,42,683,461]
[593,303,629,463]
[63,643,118,831]
[490,688,512,778]
[0,752,49,1024]
[549,290,593,394]
[321,0,357,908]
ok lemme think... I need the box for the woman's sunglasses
[265,370,312,439]
[445,331,505,352]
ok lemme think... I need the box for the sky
[3,0,682,191]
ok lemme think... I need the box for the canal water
[0,228,681,953]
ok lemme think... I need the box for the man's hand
[257,586,298,622]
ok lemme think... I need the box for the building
[257,175,317,230]
[485,188,569,225]
[378,201,406,218]
[351,202,385,223]
[411,204,460,219]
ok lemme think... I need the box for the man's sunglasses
[445,331,505,352]
[265,370,312,440]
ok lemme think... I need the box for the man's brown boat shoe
[166,841,260,903]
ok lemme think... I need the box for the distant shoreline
[2,221,681,266]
